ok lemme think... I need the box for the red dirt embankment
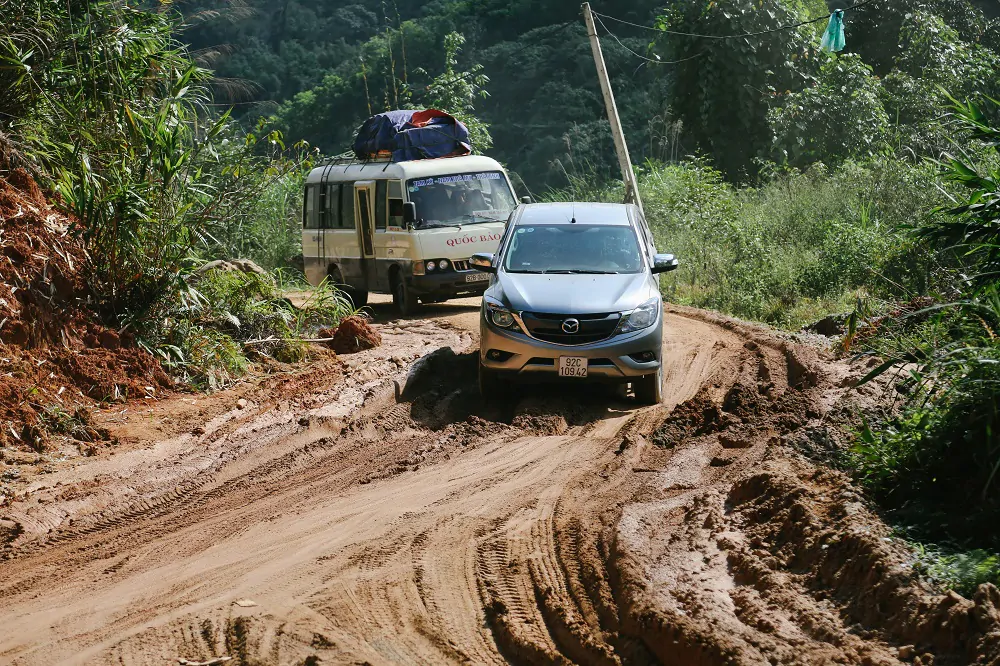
[0,169,170,452]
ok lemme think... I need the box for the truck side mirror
[470,253,496,273]
[403,202,417,228]
[651,253,679,274]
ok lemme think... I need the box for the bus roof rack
[316,150,472,168]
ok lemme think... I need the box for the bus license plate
[559,357,588,378]
[465,272,490,283]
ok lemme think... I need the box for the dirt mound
[0,169,170,452]
[321,315,382,354]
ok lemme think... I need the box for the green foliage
[416,32,493,152]
[1,1,315,318]
[920,98,1000,291]
[545,157,946,328]
[154,269,357,390]
[915,545,1000,597]
[769,54,889,167]
[1,0,350,391]
[849,102,1000,554]
[655,0,818,180]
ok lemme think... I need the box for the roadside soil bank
[0,169,171,457]
[1,303,998,666]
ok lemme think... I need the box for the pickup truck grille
[520,311,621,346]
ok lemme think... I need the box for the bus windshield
[407,171,516,228]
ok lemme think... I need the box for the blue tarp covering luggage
[352,109,472,162]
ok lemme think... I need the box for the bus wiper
[419,222,463,230]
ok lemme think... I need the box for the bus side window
[388,180,403,228]
[325,184,341,229]
[339,183,356,229]
[304,185,318,229]
[375,180,387,231]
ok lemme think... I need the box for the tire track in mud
[2,308,1000,665]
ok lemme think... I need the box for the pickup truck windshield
[504,224,644,274]
[407,171,515,228]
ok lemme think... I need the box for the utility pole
[582,2,644,216]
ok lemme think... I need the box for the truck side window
[339,182,356,229]
[388,180,403,228]
[375,180,387,230]
[304,185,317,229]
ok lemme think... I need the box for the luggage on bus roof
[352,109,472,162]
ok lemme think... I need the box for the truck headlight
[485,298,516,329]
[618,298,660,334]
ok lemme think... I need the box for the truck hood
[495,272,655,314]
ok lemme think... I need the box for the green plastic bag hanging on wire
[821,10,846,52]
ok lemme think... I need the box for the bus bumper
[408,271,491,299]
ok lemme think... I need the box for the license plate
[559,357,588,378]
[465,272,490,283]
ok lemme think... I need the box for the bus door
[302,183,323,285]
[354,181,377,291]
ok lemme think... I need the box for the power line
[591,0,876,41]
[593,14,706,66]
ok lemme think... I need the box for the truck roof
[515,202,637,227]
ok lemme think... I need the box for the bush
[769,54,890,168]
[555,157,950,328]
[148,268,357,390]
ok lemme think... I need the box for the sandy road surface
[2,301,1000,666]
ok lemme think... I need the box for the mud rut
[2,307,1000,666]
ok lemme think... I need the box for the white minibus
[302,154,519,313]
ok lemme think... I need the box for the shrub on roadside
[545,157,949,328]
[147,268,357,390]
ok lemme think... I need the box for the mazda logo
[561,318,580,334]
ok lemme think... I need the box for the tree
[416,32,493,153]
[769,54,889,167]
[654,0,819,181]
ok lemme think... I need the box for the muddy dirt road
[2,303,1000,666]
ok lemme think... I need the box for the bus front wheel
[392,275,418,315]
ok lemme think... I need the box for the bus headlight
[426,261,437,272]
[438,259,450,271]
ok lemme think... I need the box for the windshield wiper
[418,222,463,230]
[540,269,620,275]
[459,214,507,224]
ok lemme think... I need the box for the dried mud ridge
[1,308,999,665]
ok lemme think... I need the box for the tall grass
[547,157,953,328]
[848,100,1000,557]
